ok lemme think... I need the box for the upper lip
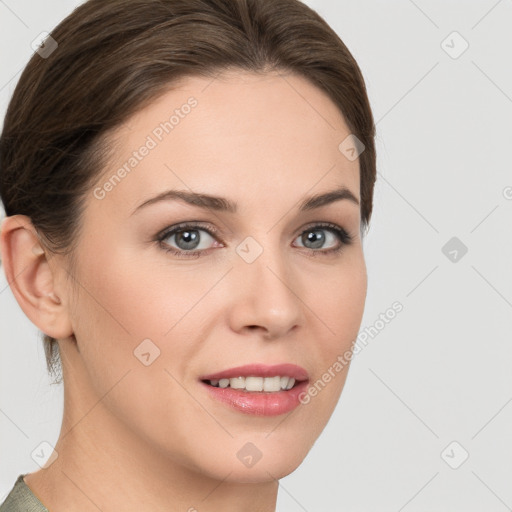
[200,363,309,382]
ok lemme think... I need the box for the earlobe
[0,214,73,340]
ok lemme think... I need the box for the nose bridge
[229,233,303,336]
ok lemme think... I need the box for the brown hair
[0,0,376,383]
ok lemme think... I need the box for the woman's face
[58,70,367,481]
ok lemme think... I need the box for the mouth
[201,376,305,392]
[199,363,309,393]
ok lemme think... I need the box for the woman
[0,0,376,510]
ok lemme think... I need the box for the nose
[227,242,303,340]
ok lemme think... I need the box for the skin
[1,70,367,512]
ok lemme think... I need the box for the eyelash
[155,221,353,259]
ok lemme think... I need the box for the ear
[0,214,74,340]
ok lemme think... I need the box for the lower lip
[200,380,309,416]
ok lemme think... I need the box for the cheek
[68,246,217,409]
[309,253,367,342]
[67,251,209,434]
[74,247,205,343]
[302,250,367,403]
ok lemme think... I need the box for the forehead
[91,70,360,216]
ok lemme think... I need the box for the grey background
[1,0,511,510]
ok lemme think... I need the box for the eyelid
[156,221,220,241]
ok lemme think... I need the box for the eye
[293,223,353,255]
[155,221,353,259]
[157,222,221,258]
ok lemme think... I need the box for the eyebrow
[131,186,359,215]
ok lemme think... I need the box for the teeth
[207,376,297,392]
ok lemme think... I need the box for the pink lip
[199,363,309,382]
[200,380,309,416]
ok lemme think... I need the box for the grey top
[0,475,49,512]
